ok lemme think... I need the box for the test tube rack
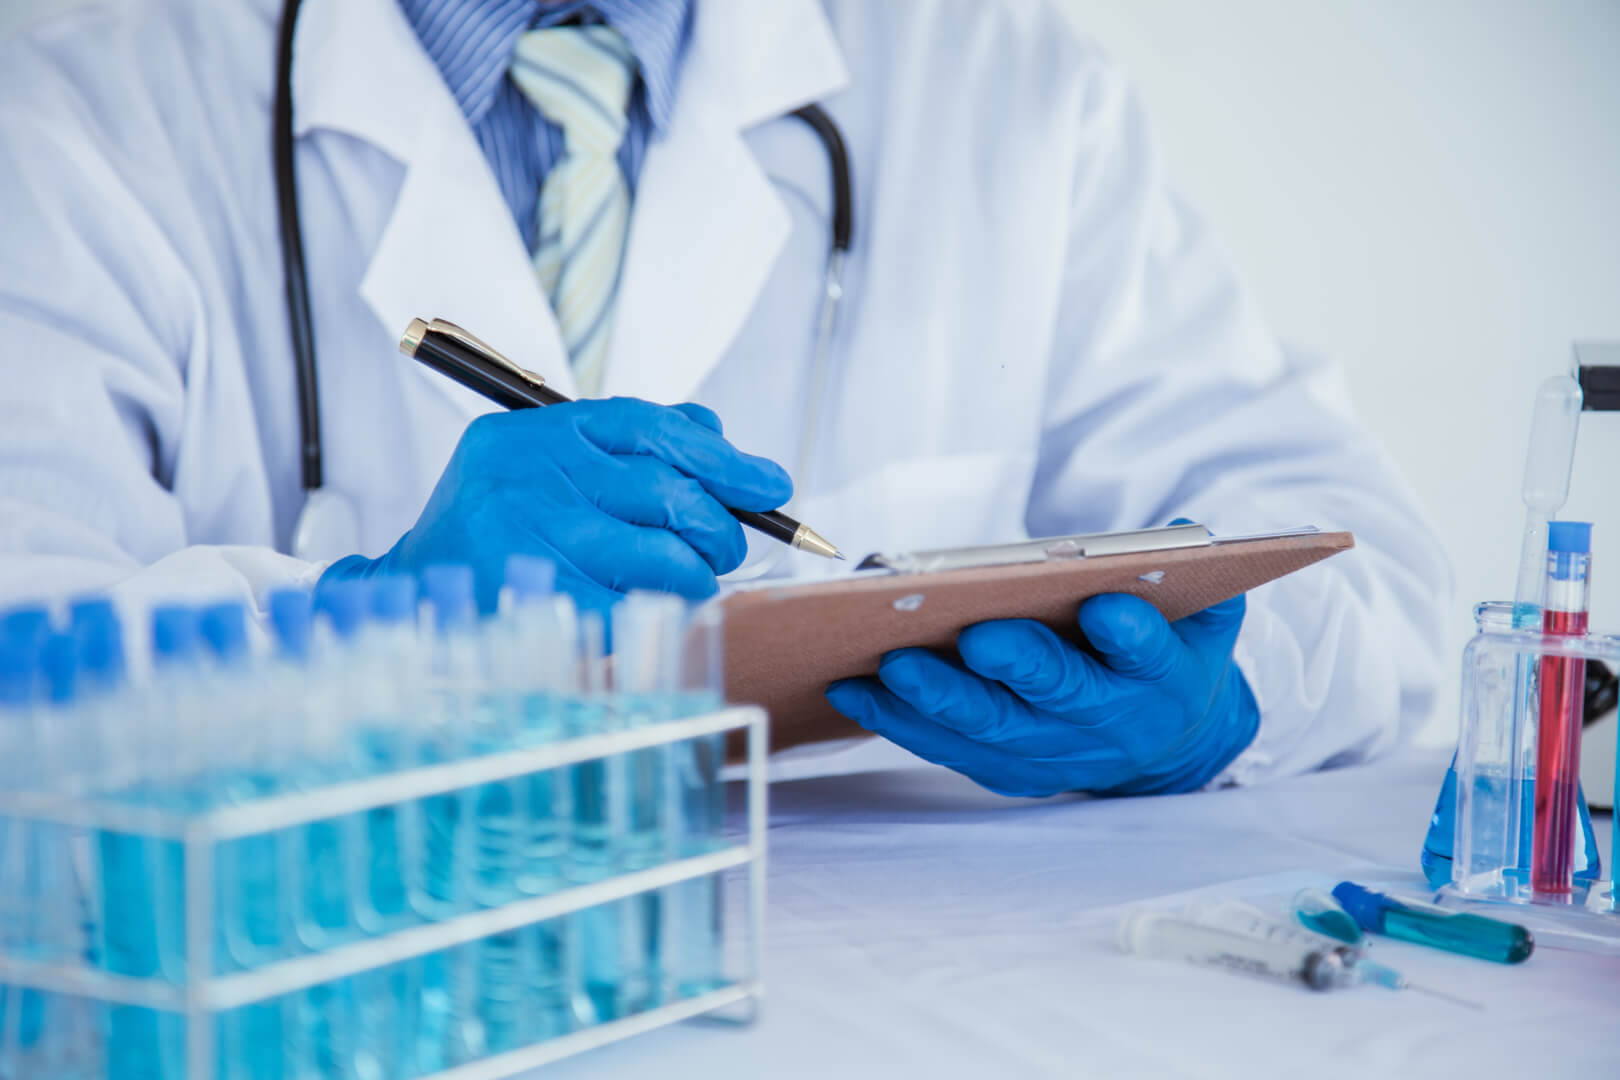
[0,704,768,1079]
[1447,629,1619,952]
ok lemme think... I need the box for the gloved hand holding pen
[825,590,1260,797]
[321,398,792,614]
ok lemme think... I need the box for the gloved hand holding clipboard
[719,524,1353,793]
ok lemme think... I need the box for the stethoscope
[274,0,854,571]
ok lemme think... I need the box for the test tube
[412,565,479,919]
[665,602,728,1000]
[1331,882,1533,963]
[414,566,486,1071]
[0,634,47,1071]
[566,610,613,882]
[349,577,418,934]
[613,592,687,871]
[1532,522,1592,895]
[499,557,573,895]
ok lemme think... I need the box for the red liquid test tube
[1532,520,1591,895]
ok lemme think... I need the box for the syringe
[1183,899,1483,1009]
[1119,909,1362,992]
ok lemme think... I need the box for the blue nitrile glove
[322,398,791,614]
[825,592,1260,797]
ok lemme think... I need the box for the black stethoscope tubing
[273,0,854,498]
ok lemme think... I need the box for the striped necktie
[509,25,637,396]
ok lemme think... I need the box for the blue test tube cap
[198,601,250,663]
[315,578,371,640]
[268,588,314,661]
[1,606,51,646]
[0,637,38,708]
[39,632,78,705]
[71,599,125,690]
[1329,881,1388,934]
[370,575,418,625]
[422,564,475,631]
[505,554,557,601]
[1547,521,1592,554]
[151,605,199,666]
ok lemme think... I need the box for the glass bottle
[1420,601,1601,888]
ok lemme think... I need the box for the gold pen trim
[399,317,429,358]
[790,522,845,561]
[398,317,551,393]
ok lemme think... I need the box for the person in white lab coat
[0,0,1450,793]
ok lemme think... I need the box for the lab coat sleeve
[1026,49,1452,784]
[0,81,319,653]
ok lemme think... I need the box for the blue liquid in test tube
[200,601,285,1080]
[100,606,203,1080]
[413,566,486,1072]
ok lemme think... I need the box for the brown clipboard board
[720,528,1354,755]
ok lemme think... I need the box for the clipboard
[719,525,1354,753]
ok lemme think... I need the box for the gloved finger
[957,618,1121,714]
[1170,592,1246,672]
[825,678,1068,798]
[1076,593,1190,684]
[548,514,720,600]
[876,647,1033,744]
[571,398,793,511]
[671,402,723,434]
[560,446,747,573]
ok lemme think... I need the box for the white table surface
[539,749,1618,1079]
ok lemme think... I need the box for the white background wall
[6,0,1620,742]
[1057,1,1620,741]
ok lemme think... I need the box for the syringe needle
[1406,983,1486,1011]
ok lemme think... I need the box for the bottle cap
[422,564,476,631]
[40,632,78,705]
[370,576,418,625]
[69,598,116,630]
[198,602,249,663]
[1,606,51,646]
[151,605,199,666]
[315,578,370,640]
[504,555,557,601]
[268,588,313,661]
[0,638,38,708]
[70,599,125,690]
[1547,521,1592,554]
[1329,881,1385,933]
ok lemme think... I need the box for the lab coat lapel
[601,0,849,404]
[291,0,576,413]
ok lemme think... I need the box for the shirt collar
[397,0,694,133]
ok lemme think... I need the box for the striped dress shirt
[396,0,693,253]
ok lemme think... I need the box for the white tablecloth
[540,749,1619,1079]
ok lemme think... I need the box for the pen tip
[791,524,845,561]
[835,551,847,561]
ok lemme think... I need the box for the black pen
[399,317,845,561]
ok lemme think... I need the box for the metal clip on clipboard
[856,523,1323,574]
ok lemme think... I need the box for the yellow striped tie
[509,25,637,396]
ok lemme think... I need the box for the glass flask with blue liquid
[1421,600,1601,889]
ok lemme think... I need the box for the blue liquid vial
[351,964,413,1080]
[662,877,727,1001]
[581,895,660,1023]
[565,687,616,883]
[415,946,485,1073]
[286,980,358,1080]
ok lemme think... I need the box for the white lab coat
[0,0,1450,784]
